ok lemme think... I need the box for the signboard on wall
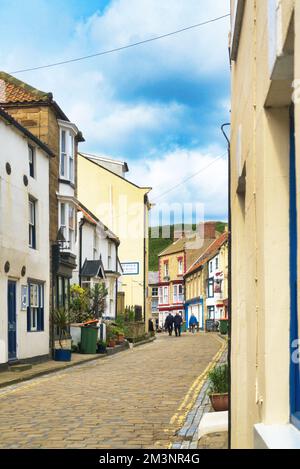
[121,262,139,275]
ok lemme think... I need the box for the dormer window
[59,124,75,183]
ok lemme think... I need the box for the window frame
[29,197,37,249]
[27,282,44,332]
[164,261,169,278]
[28,144,35,178]
[59,201,76,251]
[207,278,214,298]
[59,126,75,183]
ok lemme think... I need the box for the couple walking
[164,312,183,337]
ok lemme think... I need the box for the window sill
[254,423,300,449]
[59,178,75,189]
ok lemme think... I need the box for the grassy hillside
[148,222,227,272]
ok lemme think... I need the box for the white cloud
[128,147,228,221]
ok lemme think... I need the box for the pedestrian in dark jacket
[174,313,183,337]
[164,313,174,336]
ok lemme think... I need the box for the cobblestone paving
[0,333,221,449]
[198,432,228,449]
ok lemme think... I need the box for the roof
[0,72,85,141]
[0,71,51,103]
[79,152,152,193]
[77,200,120,245]
[184,232,228,276]
[81,259,105,279]
[0,106,54,158]
[148,271,159,285]
[81,152,129,173]
[158,237,186,257]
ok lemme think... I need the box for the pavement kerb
[164,334,227,448]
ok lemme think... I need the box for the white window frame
[59,124,76,183]
[163,286,169,304]
[164,262,169,277]
[59,201,76,251]
[178,258,183,275]
[28,145,35,178]
[29,197,37,249]
[29,283,39,332]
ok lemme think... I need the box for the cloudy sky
[0,0,230,222]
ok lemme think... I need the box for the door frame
[7,279,17,362]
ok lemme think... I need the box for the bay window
[59,201,76,250]
[59,126,75,182]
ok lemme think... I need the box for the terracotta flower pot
[209,393,229,412]
[117,334,125,343]
[108,339,116,348]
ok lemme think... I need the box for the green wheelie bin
[80,326,99,354]
[219,319,228,335]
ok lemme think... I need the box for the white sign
[21,285,28,310]
[121,262,139,275]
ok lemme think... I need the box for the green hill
[148,222,227,272]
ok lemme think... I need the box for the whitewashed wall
[0,119,50,363]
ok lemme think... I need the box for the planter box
[54,349,71,362]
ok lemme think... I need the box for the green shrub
[208,364,229,394]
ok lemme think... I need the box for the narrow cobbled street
[0,333,221,449]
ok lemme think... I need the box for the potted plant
[208,363,229,412]
[97,340,107,354]
[106,329,116,348]
[52,308,72,361]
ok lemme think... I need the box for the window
[209,261,213,273]
[163,286,169,304]
[27,283,44,332]
[178,258,183,275]
[158,287,163,305]
[60,127,75,182]
[214,279,222,294]
[59,202,76,251]
[152,287,158,297]
[108,242,112,270]
[215,257,219,270]
[68,205,75,250]
[164,262,169,278]
[29,197,36,249]
[208,306,215,320]
[28,145,35,178]
[207,278,214,298]
[57,276,70,309]
[151,298,158,312]
[174,284,184,303]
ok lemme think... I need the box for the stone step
[9,363,32,372]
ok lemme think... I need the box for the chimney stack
[198,221,217,240]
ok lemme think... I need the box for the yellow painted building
[77,153,151,324]
[230,0,300,448]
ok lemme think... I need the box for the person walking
[189,313,198,334]
[164,313,174,336]
[174,312,183,337]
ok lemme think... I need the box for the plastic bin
[219,319,228,335]
[80,326,99,354]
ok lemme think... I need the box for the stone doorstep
[9,364,33,372]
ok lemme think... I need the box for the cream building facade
[77,153,151,325]
[230,0,300,448]
[0,107,53,364]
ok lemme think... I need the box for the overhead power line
[10,13,230,74]
[152,152,227,202]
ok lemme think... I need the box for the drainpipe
[79,218,86,287]
[221,123,231,449]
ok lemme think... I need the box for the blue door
[7,281,17,361]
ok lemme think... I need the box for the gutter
[221,123,231,449]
